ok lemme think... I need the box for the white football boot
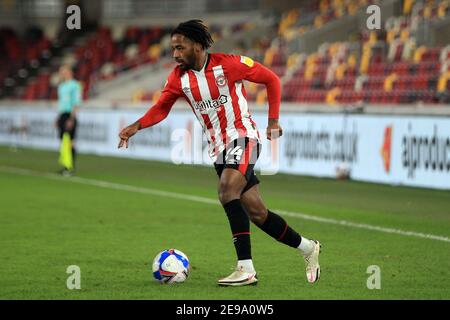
[217,266,258,286]
[303,240,321,283]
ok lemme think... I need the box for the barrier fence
[1,105,449,190]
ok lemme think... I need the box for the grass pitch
[0,146,449,299]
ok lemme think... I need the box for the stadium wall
[1,104,449,190]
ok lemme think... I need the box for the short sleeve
[73,81,82,105]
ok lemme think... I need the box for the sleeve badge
[240,56,254,68]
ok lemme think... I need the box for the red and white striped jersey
[138,53,281,161]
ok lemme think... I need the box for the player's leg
[217,168,258,286]
[57,113,66,142]
[240,183,321,283]
[218,167,251,260]
[57,113,68,174]
[69,118,77,170]
[216,138,258,286]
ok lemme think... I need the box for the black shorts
[214,137,261,194]
[57,112,77,140]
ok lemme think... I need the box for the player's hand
[65,118,74,130]
[266,119,283,140]
[118,121,140,149]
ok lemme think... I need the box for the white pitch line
[1,165,449,243]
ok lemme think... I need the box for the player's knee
[218,181,240,204]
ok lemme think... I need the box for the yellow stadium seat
[400,29,410,42]
[148,44,161,60]
[247,82,257,95]
[335,63,347,80]
[386,30,396,44]
[360,43,372,74]
[384,73,398,92]
[152,90,162,103]
[263,48,275,67]
[438,1,449,17]
[347,3,359,15]
[369,31,377,44]
[437,71,450,93]
[287,53,299,69]
[414,46,427,63]
[347,54,357,68]
[132,89,144,102]
[256,89,267,105]
[314,16,324,28]
[326,87,341,105]
[320,0,329,13]
[424,5,432,18]
[403,0,414,15]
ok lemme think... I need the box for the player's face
[171,34,197,71]
[59,67,72,81]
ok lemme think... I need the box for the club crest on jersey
[215,74,227,87]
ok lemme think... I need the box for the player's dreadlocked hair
[171,20,214,49]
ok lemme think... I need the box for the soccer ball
[152,249,190,284]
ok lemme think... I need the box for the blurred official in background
[56,65,82,175]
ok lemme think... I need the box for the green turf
[0,145,449,299]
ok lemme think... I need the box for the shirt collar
[192,53,209,74]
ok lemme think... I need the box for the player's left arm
[233,55,282,140]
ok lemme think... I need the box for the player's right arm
[118,71,181,148]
